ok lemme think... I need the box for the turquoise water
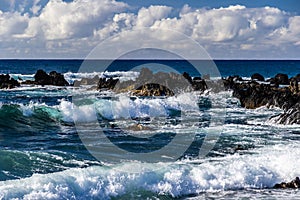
[0,60,300,199]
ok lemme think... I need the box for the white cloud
[30,0,42,15]
[0,11,29,38]
[0,2,299,58]
[136,5,172,27]
[11,0,128,40]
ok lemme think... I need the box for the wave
[0,92,201,126]
[0,149,100,181]
[1,142,300,199]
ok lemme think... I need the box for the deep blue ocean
[0,59,299,78]
[0,60,300,199]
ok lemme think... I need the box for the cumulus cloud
[95,4,298,58]
[0,11,29,38]
[0,1,299,58]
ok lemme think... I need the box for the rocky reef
[2,68,299,125]
[75,68,299,125]
[224,73,300,124]
[95,68,207,96]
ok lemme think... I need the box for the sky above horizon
[0,0,299,59]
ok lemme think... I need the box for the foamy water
[1,70,300,199]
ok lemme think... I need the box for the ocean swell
[1,142,300,199]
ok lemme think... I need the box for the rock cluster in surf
[0,74,20,89]
[92,69,299,125]
[95,68,207,96]
[274,177,300,189]
[22,69,69,86]
[2,68,299,125]
[224,73,300,124]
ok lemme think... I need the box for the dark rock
[293,74,300,82]
[0,74,20,89]
[183,72,193,84]
[98,77,119,90]
[224,73,300,124]
[133,83,174,96]
[34,70,69,86]
[34,69,51,85]
[274,177,300,189]
[289,77,299,94]
[97,69,209,96]
[274,73,289,85]
[192,79,207,91]
[272,102,300,124]
[251,73,265,81]
[49,71,69,86]
[193,77,202,81]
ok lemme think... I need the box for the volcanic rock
[0,74,20,89]
[34,70,69,86]
[274,73,289,85]
[274,177,300,189]
[251,73,265,81]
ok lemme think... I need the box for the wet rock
[289,77,299,94]
[224,73,300,124]
[182,72,193,84]
[133,83,174,96]
[274,73,289,85]
[98,77,119,90]
[99,69,207,96]
[34,69,51,85]
[0,74,20,89]
[274,177,300,189]
[49,71,69,86]
[272,102,300,124]
[251,73,265,81]
[34,70,69,86]
[292,74,300,82]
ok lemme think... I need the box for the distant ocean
[0,59,300,199]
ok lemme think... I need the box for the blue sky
[122,0,300,14]
[1,0,299,14]
[0,0,299,59]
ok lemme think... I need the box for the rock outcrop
[224,73,300,124]
[32,70,69,86]
[251,73,265,82]
[96,68,208,96]
[0,74,20,89]
[274,177,300,189]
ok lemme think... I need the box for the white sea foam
[92,93,199,120]
[64,71,140,84]
[1,142,300,199]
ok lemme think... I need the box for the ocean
[0,60,300,199]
